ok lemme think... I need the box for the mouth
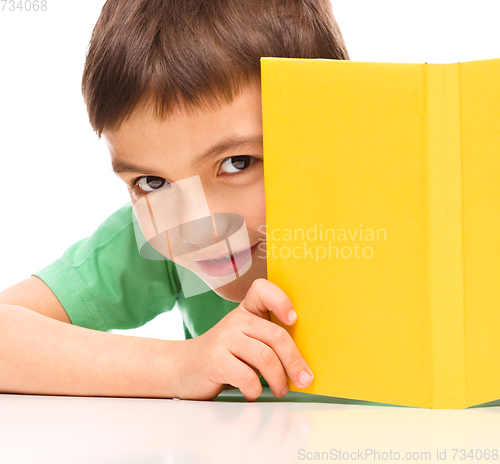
[193,242,260,277]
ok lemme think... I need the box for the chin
[211,256,267,303]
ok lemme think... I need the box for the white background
[0,0,499,340]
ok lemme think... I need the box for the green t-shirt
[32,202,239,338]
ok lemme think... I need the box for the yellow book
[260,56,500,409]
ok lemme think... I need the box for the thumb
[240,278,297,326]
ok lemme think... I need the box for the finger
[241,278,297,326]
[240,314,314,390]
[220,354,263,402]
[229,335,288,398]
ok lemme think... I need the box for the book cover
[261,56,500,409]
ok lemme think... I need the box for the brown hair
[82,0,350,137]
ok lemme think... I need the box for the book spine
[425,63,467,409]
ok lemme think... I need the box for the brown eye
[220,156,254,173]
[137,176,169,192]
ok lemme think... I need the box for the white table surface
[1,388,500,464]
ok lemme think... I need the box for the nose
[178,216,217,245]
[178,211,235,243]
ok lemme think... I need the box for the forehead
[103,82,263,163]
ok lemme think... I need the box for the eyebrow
[111,135,263,175]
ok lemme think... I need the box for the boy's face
[103,81,267,302]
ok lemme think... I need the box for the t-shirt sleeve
[31,201,181,332]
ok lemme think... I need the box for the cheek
[238,183,266,236]
[210,176,266,238]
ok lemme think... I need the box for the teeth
[208,256,229,262]
[206,248,247,262]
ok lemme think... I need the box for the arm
[0,277,180,397]
[0,304,181,397]
[0,277,313,400]
[0,276,71,323]
[0,204,185,397]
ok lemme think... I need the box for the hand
[173,278,314,401]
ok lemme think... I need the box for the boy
[0,0,349,401]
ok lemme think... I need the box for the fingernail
[298,370,313,387]
[281,386,289,397]
[286,310,297,323]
